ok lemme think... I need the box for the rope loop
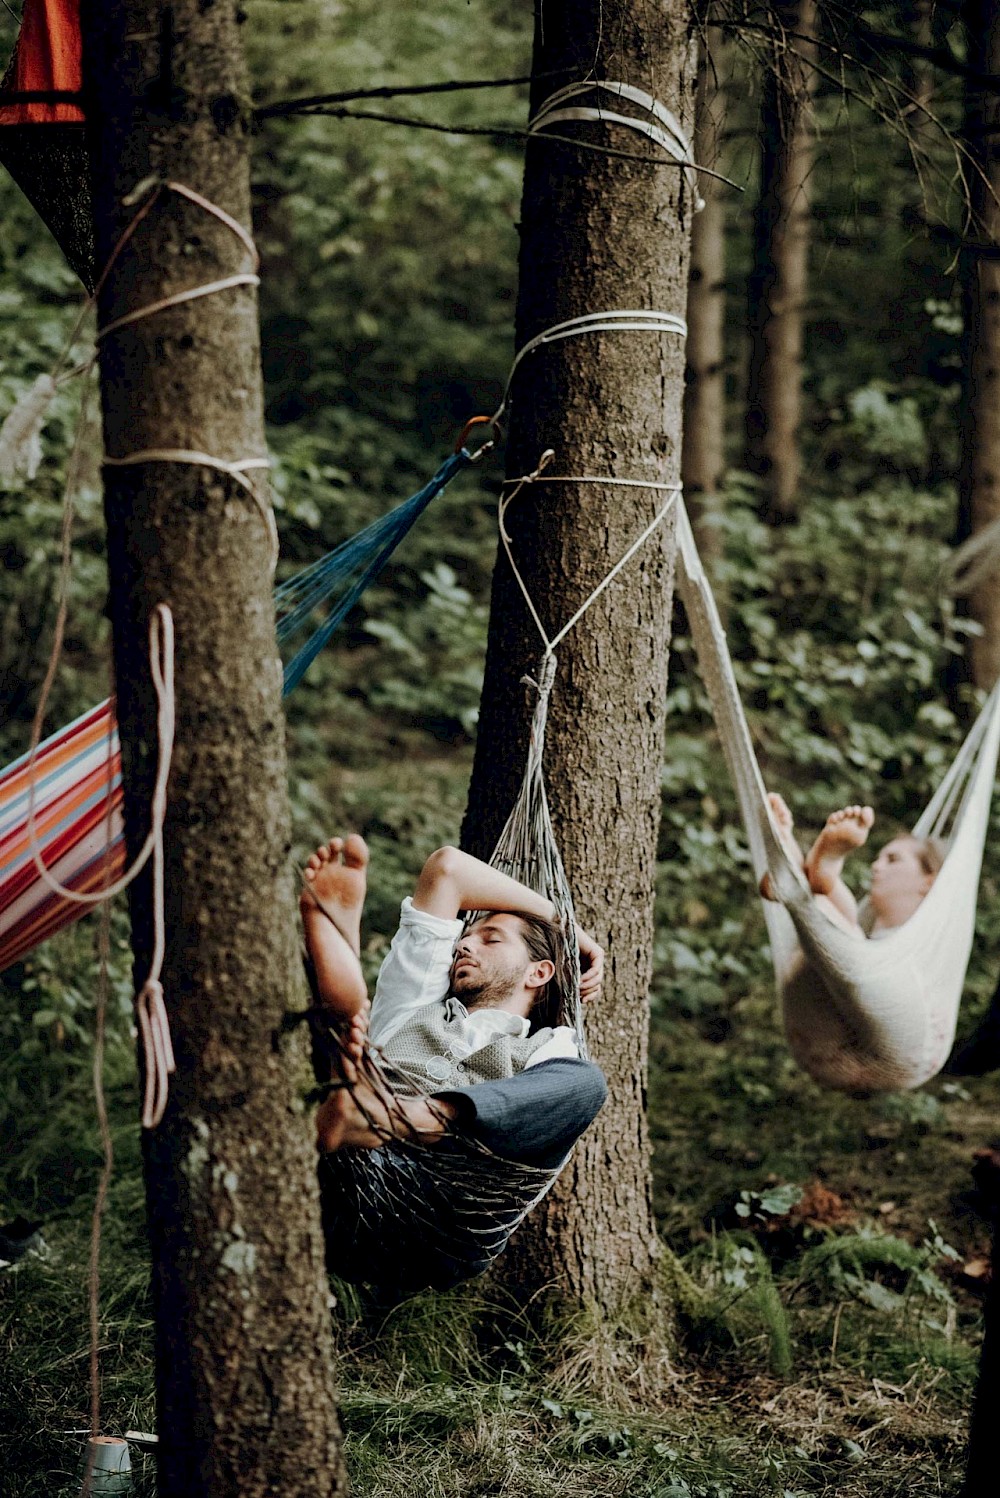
[136,978,176,1130]
[529,79,704,208]
[492,312,687,428]
[93,179,277,572]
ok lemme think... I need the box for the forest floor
[1,741,995,1497]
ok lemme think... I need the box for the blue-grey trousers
[436,1056,607,1170]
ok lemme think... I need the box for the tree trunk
[462,0,698,1314]
[960,1151,1000,1496]
[911,0,935,129]
[744,0,817,524]
[956,0,1000,692]
[682,27,728,571]
[79,5,347,1493]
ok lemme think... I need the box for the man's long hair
[509,911,564,1032]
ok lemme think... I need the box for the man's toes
[328,836,344,862]
[343,833,369,870]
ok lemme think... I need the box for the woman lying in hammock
[762,795,943,935]
[300,834,607,1299]
[759,795,950,1094]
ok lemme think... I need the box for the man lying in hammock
[300,834,607,1298]
[763,795,943,933]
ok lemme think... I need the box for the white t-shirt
[369,897,579,1068]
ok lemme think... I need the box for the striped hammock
[0,448,471,972]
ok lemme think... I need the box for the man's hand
[577,928,604,1001]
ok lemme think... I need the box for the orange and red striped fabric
[0,700,125,971]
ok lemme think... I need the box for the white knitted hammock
[674,501,1000,1094]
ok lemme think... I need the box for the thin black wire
[0,70,551,114]
[280,105,741,186]
[256,70,560,120]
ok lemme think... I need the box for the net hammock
[318,652,587,1300]
[674,500,1000,1094]
[0,449,471,970]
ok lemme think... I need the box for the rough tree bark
[955,0,1000,692]
[462,0,698,1314]
[744,0,817,524]
[79,4,347,1493]
[682,27,728,571]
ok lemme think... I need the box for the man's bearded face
[449,914,534,1010]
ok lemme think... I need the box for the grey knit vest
[377,998,555,1096]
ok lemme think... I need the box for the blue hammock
[278,448,471,693]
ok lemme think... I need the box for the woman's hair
[906,835,946,878]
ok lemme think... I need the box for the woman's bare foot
[301,834,369,955]
[805,805,874,896]
[761,792,804,901]
[315,1011,457,1153]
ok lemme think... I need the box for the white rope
[26,605,176,1128]
[493,308,688,426]
[945,514,1000,597]
[103,450,278,568]
[27,607,175,906]
[498,457,681,655]
[95,273,260,342]
[92,180,276,568]
[529,80,704,209]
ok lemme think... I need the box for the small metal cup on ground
[81,1436,131,1495]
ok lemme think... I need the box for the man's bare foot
[301,834,369,956]
[805,805,874,896]
[301,835,369,1023]
[316,1012,458,1153]
[761,792,804,901]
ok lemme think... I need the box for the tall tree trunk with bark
[744,0,817,524]
[462,0,698,1314]
[955,0,1000,692]
[683,27,728,571]
[80,4,347,1493]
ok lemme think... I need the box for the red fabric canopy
[0,0,84,125]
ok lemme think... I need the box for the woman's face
[870,838,934,904]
